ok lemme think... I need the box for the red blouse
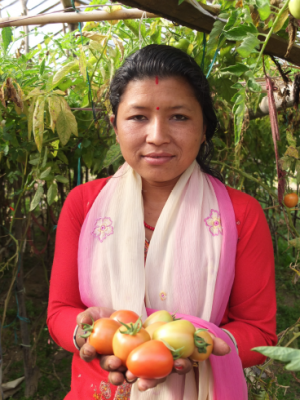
[47,177,277,399]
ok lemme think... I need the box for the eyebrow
[127,105,192,111]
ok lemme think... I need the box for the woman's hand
[101,333,231,391]
[76,307,115,359]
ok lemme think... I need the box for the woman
[47,44,277,400]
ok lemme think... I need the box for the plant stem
[254,0,290,74]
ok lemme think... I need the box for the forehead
[120,76,197,103]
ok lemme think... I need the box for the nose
[146,115,171,146]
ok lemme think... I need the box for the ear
[110,115,119,143]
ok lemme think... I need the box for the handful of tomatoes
[81,309,214,380]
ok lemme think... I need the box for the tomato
[152,320,195,358]
[284,193,298,208]
[82,318,121,355]
[112,318,150,365]
[190,329,214,362]
[126,340,174,379]
[110,310,139,324]
[173,38,190,53]
[143,310,174,328]
[145,321,167,339]
[289,0,300,20]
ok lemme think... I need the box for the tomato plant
[110,310,139,324]
[152,320,195,358]
[283,193,299,208]
[126,340,174,379]
[112,318,150,365]
[190,329,214,362]
[81,318,121,354]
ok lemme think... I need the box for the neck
[142,177,179,206]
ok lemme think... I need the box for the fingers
[79,342,98,362]
[100,355,126,372]
[76,306,115,327]
[210,333,231,356]
[173,358,193,375]
[136,377,167,392]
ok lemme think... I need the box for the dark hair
[109,44,223,182]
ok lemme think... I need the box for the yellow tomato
[143,310,174,328]
[153,320,195,358]
[145,321,167,339]
[190,329,214,362]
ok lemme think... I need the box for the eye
[172,114,188,121]
[130,115,147,121]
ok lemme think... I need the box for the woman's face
[111,76,206,186]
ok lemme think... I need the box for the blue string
[77,143,82,186]
[201,33,206,71]
[206,47,219,79]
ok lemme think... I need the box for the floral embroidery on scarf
[160,291,167,301]
[92,217,114,243]
[92,380,112,399]
[114,382,131,399]
[204,209,223,236]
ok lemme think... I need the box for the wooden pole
[19,0,29,53]
[0,8,158,27]
[60,0,78,32]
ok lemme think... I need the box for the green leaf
[40,166,51,179]
[296,160,300,184]
[39,58,46,75]
[289,238,300,250]
[56,108,78,146]
[57,151,69,164]
[52,60,78,86]
[223,25,257,41]
[47,182,58,205]
[55,175,69,184]
[33,96,45,153]
[221,63,249,77]
[247,78,262,92]
[123,20,139,37]
[102,143,122,169]
[237,34,260,58]
[252,347,300,371]
[207,21,225,54]
[178,0,185,4]
[30,185,44,211]
[1,27,13,53]
[256,0,271,21]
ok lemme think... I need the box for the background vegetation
[0,0,299,399]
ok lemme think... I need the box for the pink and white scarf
[78,161,247,400]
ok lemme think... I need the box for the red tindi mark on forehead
[156,107,160,110]
[155,76,159,85]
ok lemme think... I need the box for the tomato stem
[194,329,211,354]
[79,317,95,339]
[119,316,142,335]
[160,340,184,360]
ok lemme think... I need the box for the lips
[142,153,174,165]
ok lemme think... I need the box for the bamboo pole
[0,8,158,27]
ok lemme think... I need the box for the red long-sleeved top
[47,178,277,399]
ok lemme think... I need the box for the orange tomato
[85,318,121,355]
[284,193,298,208]
[112,319,150,365]
[145,321,167,339]
[190,329,213,362]
[110,310,139,324]
[126,340,174,379]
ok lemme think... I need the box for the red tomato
[126,340,173,379]
[113,319,150,365]
[85,318,121,354]
[190,329,213,362]
[110,310,139,324]
[284,193,298,208]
